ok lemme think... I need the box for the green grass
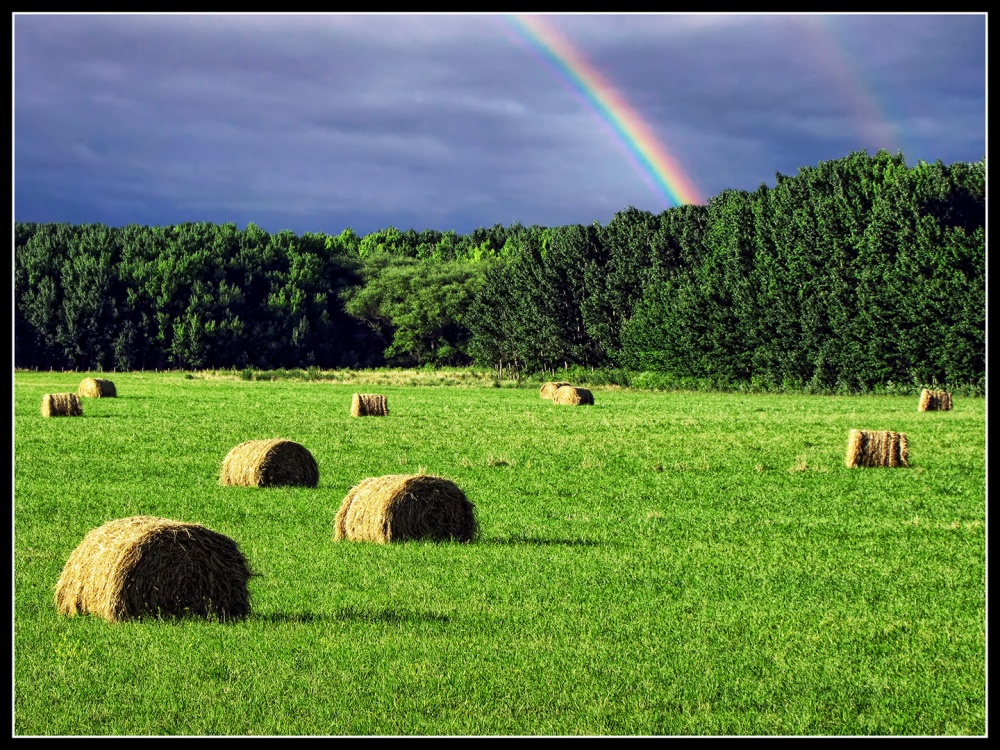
[14,371,985,736]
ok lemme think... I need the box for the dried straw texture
[350,393,389,417]
[78,377,117,398]
[552,385,595,406]
[219,439,319,488]
[41,393,83,417]
[54,516,253,623]
[918,389,953,412]
[334,473,478,544]
[845,429,910,468]
[540,382,572,399]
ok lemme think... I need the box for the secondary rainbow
[505,14,703,208]
[796,15,901,156]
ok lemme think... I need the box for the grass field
[13,370,986,736]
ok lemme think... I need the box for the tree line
[14,150,985,392]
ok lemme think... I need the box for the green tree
[343,254,485,366]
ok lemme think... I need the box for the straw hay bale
[219,438,319,488]
[552,385,594,406]
[918,388,952,412]
[41,393,83,417]
[78,377,117,398]
[334,473,478,544]
[351,393,389,417]
[54,516,253,622]
[845,429,909,468]
[540,381,571,399]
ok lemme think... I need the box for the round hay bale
[540,381,572,399]
[845,429,909,468]
[54,516,253,623]
[334,473,478,544]
[219,439,319,488]
[552,385,594,406]
[350,393,389,417]
[918,388,953,412]
[78,377,117,398]
[41,393,83,417]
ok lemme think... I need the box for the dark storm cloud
[14,12,985,236]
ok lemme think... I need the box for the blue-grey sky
[13,12,986,237]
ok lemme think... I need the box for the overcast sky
[13,12,986,238]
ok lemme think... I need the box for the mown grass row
[14,371,985,735]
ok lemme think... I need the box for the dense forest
[14,150,986,393]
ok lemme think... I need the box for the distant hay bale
[219,439,319,488]
[351,393,389,417]
[78,377,117,398]
[54,516,253,623]
[552,385,594,406]
[540,381,572,399]
[918,388,953,412]
[334,473,478,544]
[845,429,909,468]
[41,393,83,418]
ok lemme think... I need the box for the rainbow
[504,14,703,209]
